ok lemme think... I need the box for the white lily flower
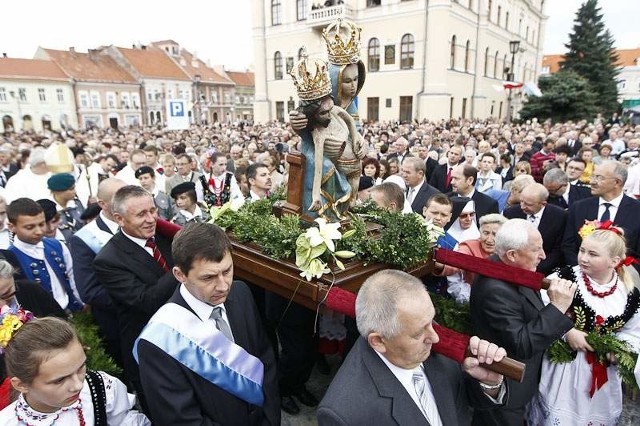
[313,218,342,252]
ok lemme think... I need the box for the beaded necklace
[14,396,86,426]
[582,271,618,298]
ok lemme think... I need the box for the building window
[503,54,508,78]
[385,45,395,65]
[298,47,305,61]
[38,88,46,102]
[18,88,27,102]
[497,6,501,26]
[107,92,116,108]
[505,12,509,30]
[0,88,6,102]
[274,52,283,80]
[385,98,392,108]
[79,91,89,108]
[462,98,468,118]
[272,0,282,26]
[287,98,295,112]
[367,97,379,121]
[526,26,530,42]
[494,51,499,78]
[618,80,626,90]
[367,0,381,7]
[399,96,413,122]
[487,0,492,20]
[464,40,470,72]
[122,93,131,108]
[368,38,380,72]
[131,93,139,109]
[541,66,550,74]
[90,92,100,109]
[484,48,489,76]
[450,36,457,69]
[211,92,218,104]
[400,34,415,70]
[297,0,308,21]
[275,101,285,122]
[286,57,294,74]
[167,89,174,100]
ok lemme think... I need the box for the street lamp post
[194,74,201,125]
[506,40,520,123]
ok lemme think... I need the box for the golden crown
[322,18,362,65]
[289,47,332,101]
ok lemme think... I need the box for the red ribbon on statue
[586,351,608,398]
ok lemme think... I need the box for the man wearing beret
[48,173,85,242]
[169,181,209,226]
[135,166,174,221]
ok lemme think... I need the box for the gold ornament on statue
[289,47,332,101]
[322,18,362,65]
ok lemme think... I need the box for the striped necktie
[412,368,442,426]
[145,238,169,272]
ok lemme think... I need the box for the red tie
[146,238,169,272]
[445,167,452,188]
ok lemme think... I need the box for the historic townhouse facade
[226,70,256,122]
[0,58,77,132]
[253,0,546,122]
[35,47,141,129]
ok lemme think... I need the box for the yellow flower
[578,221,597,240]
[0,314,22,349]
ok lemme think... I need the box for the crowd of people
[0,113,638,425]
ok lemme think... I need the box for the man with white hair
[470,219,576,425]
[318,269,509,425]
[4,148,51,203]
[387,137,412,165]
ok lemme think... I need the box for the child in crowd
[0,315,150,425]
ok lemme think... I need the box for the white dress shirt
[179,284,235,341]
[121,230,154,257]
[598,193,624,222]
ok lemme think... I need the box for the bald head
[97,178,126,219]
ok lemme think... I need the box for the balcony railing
[308,4,354,28]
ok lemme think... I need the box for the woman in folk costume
[0,315,150,425]
[527,222,640,425]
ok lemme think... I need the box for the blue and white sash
[74,220,113,254]
[133,303,264,406]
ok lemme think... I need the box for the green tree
[560,0,619,114]
[519,71,598,123]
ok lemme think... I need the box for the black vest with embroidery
[200,173,232,207]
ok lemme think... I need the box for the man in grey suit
[401,157,441,214]
[318,270,508,426]
[165,153,202,196]
[470,219,576,425]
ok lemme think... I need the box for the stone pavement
[281,354,640,425]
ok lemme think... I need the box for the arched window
[271,0,282,26]
[464,40,471,72]
[493,51,499,78]
[503,54,508,79]
[450,35,457,69]
[400,34,415,70]
[298,47,305,61]
[505,12,510,31]
[274,51,283,80]
[368,38,380,72]
[484,47,489,76]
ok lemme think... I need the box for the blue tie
[600,203,612,222]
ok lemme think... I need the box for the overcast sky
[1,0,637,69]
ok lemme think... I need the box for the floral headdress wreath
[578,220,638,269]
[0,305,34,354]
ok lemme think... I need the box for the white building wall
[0,80,77,132]
[253,0,546,122]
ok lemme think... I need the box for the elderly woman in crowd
[578,145,595,184]
[435,214,507,303]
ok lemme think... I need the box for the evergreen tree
[519,71,598,123]
[560,0,619,115]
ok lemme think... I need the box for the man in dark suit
[562,160,640,266]
[470,219,576,425]
[69,178,125,367]
[446,164,498,227]
[429,145,462,193]
[503,183,567,275]
[543,168,592,209]
[136,222,280,425]
[93,185,178,409]
[318,269,508,426]
[401,157,440,213]
[386,137,413,165]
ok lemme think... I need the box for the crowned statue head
[322,18,366,114]
[289,47,333,102]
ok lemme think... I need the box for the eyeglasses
[458,212,476,219]
[590,175,617,182]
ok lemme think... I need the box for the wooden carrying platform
[231,239,433,311]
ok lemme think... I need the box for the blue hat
[47,173,75,191]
